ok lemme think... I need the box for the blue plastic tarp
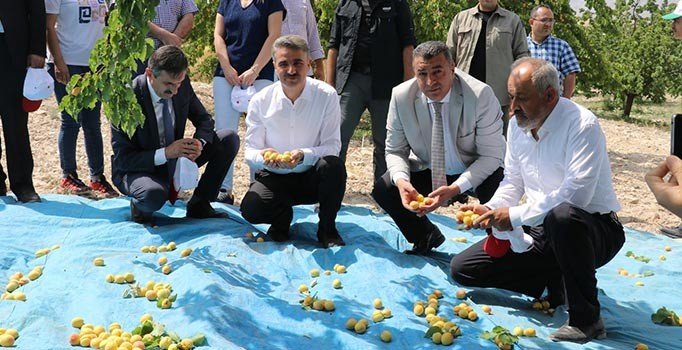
[1,195,681,349]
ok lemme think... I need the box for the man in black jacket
[326,0,416,183]
[111,46,239,224]
[0,0,46,203]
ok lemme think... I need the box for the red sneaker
[89,177,119,198]
[58,174,91,194]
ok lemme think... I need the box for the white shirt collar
[426,88,452,105]
[146,76,164,104]
[274,77,314,105]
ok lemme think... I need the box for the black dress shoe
[17,191,41,203]
[267,226,290,242]
[215,189,234,205]
[404,227,445,255]
[186,200,228,219]
[131,201,154,225]
[318,228,346,248]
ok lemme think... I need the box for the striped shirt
[151,0,199,48]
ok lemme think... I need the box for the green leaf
[191,333,206,346]
[424,326,443,338]
[480,331,494,340]
[168,331,181,343]
[140,320,154,335]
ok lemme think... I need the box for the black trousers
[450,203,625,326]
[121,129,239,213]
[0,34,35,195]
[240,155,347,235]
[372,167,504,244]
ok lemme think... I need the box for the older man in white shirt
[451,58,624,344]
[240,35,346,248]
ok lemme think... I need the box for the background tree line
[64,0,682,134]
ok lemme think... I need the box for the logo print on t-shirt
[79,6,92,23]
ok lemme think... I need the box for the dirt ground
[5,81,678,233]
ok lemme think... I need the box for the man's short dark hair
[531,4,552,18]
[148,45,188,78]
[413,41,454,65]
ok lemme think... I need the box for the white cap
[663,0,682,20]
[230,85,257,113]
[173,156,199,191]
[23,67,54,101]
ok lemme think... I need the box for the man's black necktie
[161,98,176,177]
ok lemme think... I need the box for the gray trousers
[339,72,389,182]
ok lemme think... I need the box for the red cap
[483,233,511,258]
[22,97,42,113]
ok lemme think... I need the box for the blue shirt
[527,35,581,81]
[215,0,286,81]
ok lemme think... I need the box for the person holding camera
[645,2,682,235]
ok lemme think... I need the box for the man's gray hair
[413,41,454,65]
[272,35,309,58]
[511,57,560,95]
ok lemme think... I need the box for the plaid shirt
[152,0,199,48]
[527,35,581,80]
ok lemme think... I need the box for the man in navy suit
[0,0,46,203]
[111,45,239,224]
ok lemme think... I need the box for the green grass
[573,95,682,129]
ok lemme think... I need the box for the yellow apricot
[0,334,16,347]
[414,304,425,316]
[354,322,366,334]
[71,317,84,329]
[380,330,392,343]
[345,318,358,330]
[441,331,454,345]
[432,332,442,344]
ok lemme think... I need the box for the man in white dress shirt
[372,41,506,255]
[451,57,625,344]
[240,35,346,248]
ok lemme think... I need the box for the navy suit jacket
[111,74,216,189]
[0,0,46,68]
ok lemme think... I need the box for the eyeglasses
[533,17,555,24]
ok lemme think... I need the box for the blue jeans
[48,64,104,180]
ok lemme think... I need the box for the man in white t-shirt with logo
[46,0,118,197]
